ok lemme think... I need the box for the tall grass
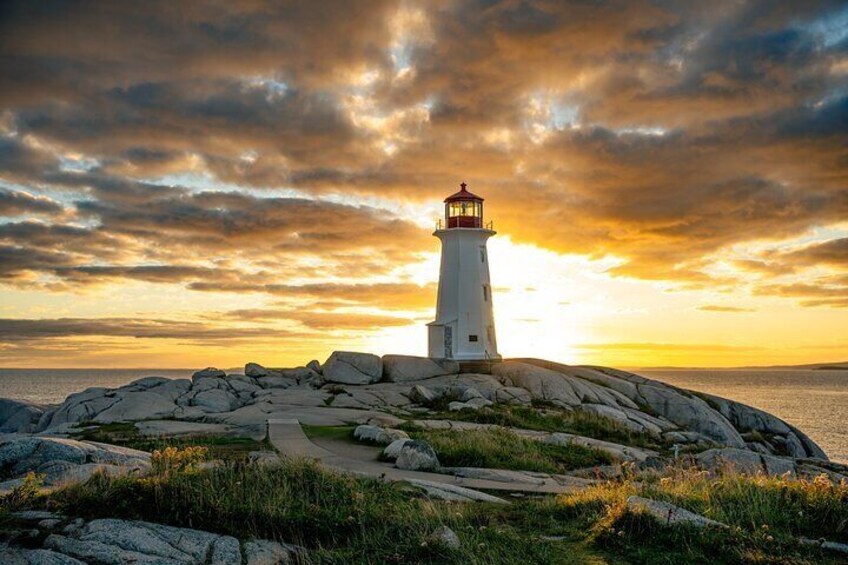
[51,456,583,564]
[407,427,612,473]
[37,449,847,564]
[553,465,848,563]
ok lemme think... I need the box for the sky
[0,1,847,369]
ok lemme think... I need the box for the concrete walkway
[267,419,588,499]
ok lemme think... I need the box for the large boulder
[694,447,796,477]
[322,351,382,385]
[245,362,280,378]
[91,391,179,423]
[192,367,227,380]
[191,389,235,413]
[353,424,409,445]
[0,436,150,486]
[39,519,298,565]
[408,384,439,405]
[395,440,440,471]
[382,438,413,460]
[381,355,457,383]
[0,399,45,433]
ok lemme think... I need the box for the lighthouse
[428,182,501,363]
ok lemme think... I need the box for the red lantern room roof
[444,182,483,203]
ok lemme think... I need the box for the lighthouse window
[480,249,486,263]
[469,334,478,342]
[482,285,488,301]
[448,201,481,217]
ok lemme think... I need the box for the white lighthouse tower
[428,182,501,363]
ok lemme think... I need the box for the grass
[46,456,593,564]
[70,422,268,461]
[405,427,613,473]
[552,465,848,563]
[422,403,659,449]
[2,447,842,564]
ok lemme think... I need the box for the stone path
[267,419,589,499]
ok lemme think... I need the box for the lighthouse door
[444,326,453,358]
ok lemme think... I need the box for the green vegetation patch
[406,427,612,473]
[423,403,659,449]
[70,423,267,461]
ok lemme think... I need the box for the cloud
[697,305,756,312]
[0,188,65,216]
[576,342,762,352]
[1,0,848,371]
[0,317,307,342]
[755,279,848,308]
[191,282,437,311]
[221,308,414,330]
[782,237,848,267]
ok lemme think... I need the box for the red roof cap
[444,182,484,203]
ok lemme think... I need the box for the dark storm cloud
[220,308,415,329]
[1,0,847,309]
[0,188,65,216]
[0,189,430,287]
[0,317,305,342]
[190,282,437,311]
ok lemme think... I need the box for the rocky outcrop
[322,351,383,385]
[0,517,299,565]
[0,436,150,488]
[693,447,845,480]
[0,399,45,434]
[700,393,827,459]
[0,352,828,465]
[382,355,458,382]
[626,496,726,528]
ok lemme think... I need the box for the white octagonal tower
[428,182,501,362]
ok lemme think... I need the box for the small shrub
[1,472,44,512]
[151,446,209,476]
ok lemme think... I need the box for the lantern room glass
[445,200,483,228]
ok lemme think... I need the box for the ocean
[0,367,845,463]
